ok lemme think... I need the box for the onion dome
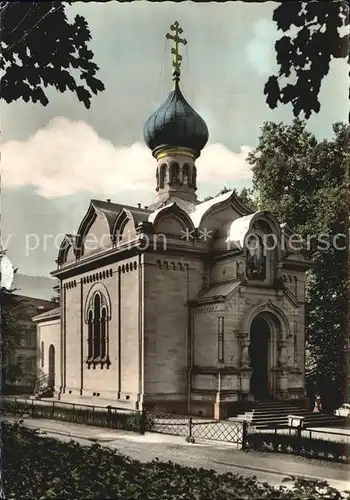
[144,82,209,157]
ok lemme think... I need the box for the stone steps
[233,401,347,429]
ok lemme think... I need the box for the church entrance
[48,344,55,388]
[249,316,270,400]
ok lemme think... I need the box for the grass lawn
[2,421,348,499]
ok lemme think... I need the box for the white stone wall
[61,258,140,406]
[37,318,61,393]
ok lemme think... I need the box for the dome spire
[165,21,187,88]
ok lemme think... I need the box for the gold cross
[165,21,187,82]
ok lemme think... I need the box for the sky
[1,1,348,279]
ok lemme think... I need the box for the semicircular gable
[113,208,136,243]
[76,202,114,258]
[84,282,112,322]
[57,234,76,265]
[192,192,250,240]
[251,211,282,240]
[75,202,98,257]
[226,211,282,256]
[150,203,195,236]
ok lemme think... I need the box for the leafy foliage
[247,119,349,410]
[247,431,349,464]
[266,1,349,118]
[3,421,348,499]
[1,287,27,389]
[0,2,105,107]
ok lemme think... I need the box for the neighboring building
[34,24,309,418]
[5,294,57,392]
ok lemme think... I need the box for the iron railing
[246,426,350,463]
[144,410,246,445]
[6,398,346,460]
[2,397,141,433]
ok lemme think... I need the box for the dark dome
[144,84,209,155]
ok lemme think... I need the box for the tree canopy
[1,1,348,118]
[266,1,349,118]
[247,119,349,409]
[0,1,104,108]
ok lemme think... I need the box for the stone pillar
[238,334,253,399]
[278,339,288,367]
[214,370,222,420]
[278,339,288,395]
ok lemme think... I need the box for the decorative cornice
[154,146,197,160]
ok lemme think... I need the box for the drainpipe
[186,265,193,414]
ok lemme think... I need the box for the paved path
[4,417,350,493]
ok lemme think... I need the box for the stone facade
[34,39,309,416]
[34,193,308,417]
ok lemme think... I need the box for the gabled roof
[148,190,251,230]
[190,191,235,227]
[195,280,240,303]
[32,306,61,322]
[147,196,197,214]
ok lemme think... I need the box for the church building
[34,22,308,418]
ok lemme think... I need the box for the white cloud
[245,19,278,76]
[2,117,253,198]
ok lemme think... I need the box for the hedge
[2,421,349,500]
[247,432,349,463]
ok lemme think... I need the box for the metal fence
[3,398,247,447]
[247,426,350,463]
[145,410,246,446]
[2,397,142,433]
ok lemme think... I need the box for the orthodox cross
[165,21,187,83]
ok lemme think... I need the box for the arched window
[159,164,166,189]
[191,166,197,189]
[170,162,180,183]
[87,310,93,359]
[183,164,190,184]
[101,307,107,360]
[40,341,44,367]
[86,291,111,368]
[93,294,101,359]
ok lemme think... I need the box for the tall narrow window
[87,310,93,360]
[192,166,197,189]
[218,316,224,363]
[170,162,180,183]
[183,164,190,184]
[40,341,44,367]
[93,294,101,359]
[159,164,166,188]
[101,307,107,360]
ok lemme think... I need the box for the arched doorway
[249,316,270,400]
[48,344,55,388]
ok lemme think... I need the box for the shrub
[2,422,349,500]
[246,432,349,463]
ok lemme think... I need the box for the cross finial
[165,21,187,87]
